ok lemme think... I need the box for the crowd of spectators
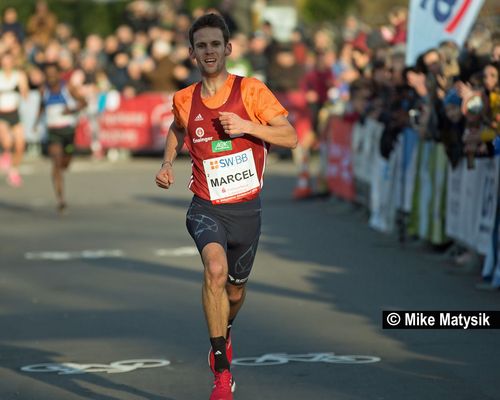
[0,0,320,101]
[1,1,197,100]
[2,1,496,143]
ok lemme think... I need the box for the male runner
[155,13,297,400]
[38,63,86,213]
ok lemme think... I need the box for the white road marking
[24,247,198,261]
[21,359,170,374]
[25,249,124,260]
[232,352,381,366]
[155,246,198,257]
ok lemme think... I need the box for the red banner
[325,115,355,201]
[75,92,174,151]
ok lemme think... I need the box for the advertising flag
[406,0,485,65]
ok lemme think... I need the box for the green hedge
[2,0,128,38]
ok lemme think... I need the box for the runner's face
[190,27,231,77]
[45,67,60,86]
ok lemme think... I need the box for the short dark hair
[188,13,230,47]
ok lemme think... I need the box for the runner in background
[0,52,29,187]
[38,63,86,213]
[301,47,336,196]
[266,41,314,199]
[155,13,296,399]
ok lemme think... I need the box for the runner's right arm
[155,119,186,189]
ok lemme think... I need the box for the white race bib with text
[203,149,260,204]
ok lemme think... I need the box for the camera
[409,108,421,128]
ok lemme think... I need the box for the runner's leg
[11,123,25,168]
[202,242,230,339]
[61,128,75,170]
[0,121,12,149]
[226,284,246,322]
[0,121,12,170]
[225,205,261,324]
[202,242,232,373]
[48,142,66,209]
[62,153,73,170]
[6,123,25,186]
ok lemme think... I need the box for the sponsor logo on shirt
[209,160,219,170]
[195,127,205,137]
[192,126,213,143]
[211,153,249,169]
[193,136,213,143]
[211,140,233,153]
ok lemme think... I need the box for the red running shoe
[210,369,235,400]
[7,170,22,187]
[208,334,232,374]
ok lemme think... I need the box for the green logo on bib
[212,140,233,153]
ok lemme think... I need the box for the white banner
[480,156,500,285]
[445,160,464,240]
[474,158,499,254]
[394,128,419,213]
[407,0,485,65]
[369,150,398,233]
[352,118,384,185]
[459,160,483,248]
[417,141,433,239]
[262,6,297,42]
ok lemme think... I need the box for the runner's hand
[156,163,174,189]
[219,111,250,137]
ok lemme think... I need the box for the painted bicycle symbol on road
[232,352,381,366]
[21,353,379,374]
[21,359,170,375]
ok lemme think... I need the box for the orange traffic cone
[293,169,313,200]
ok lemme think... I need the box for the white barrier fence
[327,115,500,288]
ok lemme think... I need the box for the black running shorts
[0,110,20,126]
[47,126,75,154]
[186,195,261,285]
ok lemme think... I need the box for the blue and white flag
[406,0,485,65]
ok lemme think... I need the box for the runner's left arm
[218,111,297,149]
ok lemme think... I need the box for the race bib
[203,148,260,204]
[46,104,76,128]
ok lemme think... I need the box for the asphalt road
[1,155,499,400]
